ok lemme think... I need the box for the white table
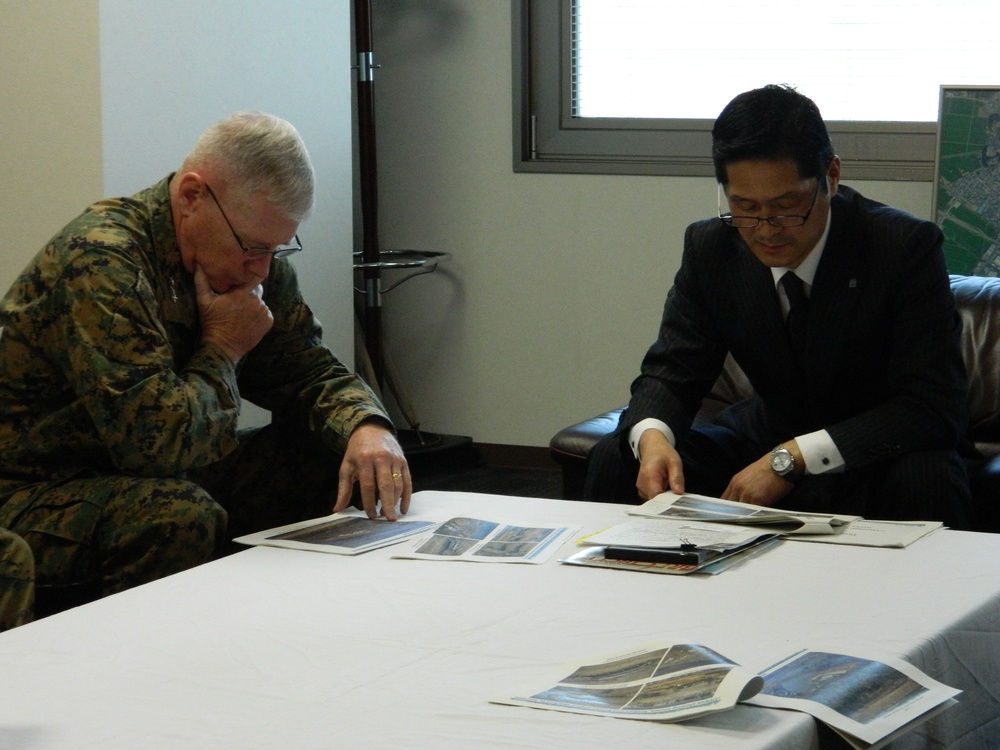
[1,491,998,749]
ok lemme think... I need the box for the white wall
[1,1,103,291]
[99,0,355,377]
[3,3,356,368]
[370,0,935,448]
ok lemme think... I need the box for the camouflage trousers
[0,527,34,630]
[0,421,343,618]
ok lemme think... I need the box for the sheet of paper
[393,516,579,564]
[580,517,770,551]
[492,641,763,722]
[784,519,943,548]
[233,509,439,555]
[630,491,859,534]
[746,649,961,749]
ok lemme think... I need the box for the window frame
[512,0,938,180]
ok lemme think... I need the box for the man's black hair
[712,84,835,186]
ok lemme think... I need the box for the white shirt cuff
[796,429,845,475]
[628,418,675,460]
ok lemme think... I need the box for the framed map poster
[933,86,1000,276]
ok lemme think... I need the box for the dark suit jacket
[619,185,969,470]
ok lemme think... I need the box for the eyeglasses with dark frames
[204,183,303,259]
[717,181,821,229]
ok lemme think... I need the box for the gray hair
[183,111,315,222]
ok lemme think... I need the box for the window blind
[573,0,1000,122]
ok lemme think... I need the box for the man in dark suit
[585,85,974,529]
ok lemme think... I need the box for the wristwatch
[769,444,797,480]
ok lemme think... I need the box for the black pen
[603,545,703,565]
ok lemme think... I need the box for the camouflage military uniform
[0,526,34,630]
[0,176,390,614]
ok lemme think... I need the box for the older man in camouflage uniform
[0,527,34,629]
[0,112,411,617]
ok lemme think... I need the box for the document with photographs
[491,641,764,722]
[233,508,439,555]
[493,642,960,746]
[392,516,579,564]
[560,517,779,574]
[746,649,961,750]
[630,491,859,535]
[630,493,942,548]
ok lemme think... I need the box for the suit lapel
[725,232,803,383]
[804,194,864,399]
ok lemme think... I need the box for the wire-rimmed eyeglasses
[204,183,302,259]
[717,182,820,229]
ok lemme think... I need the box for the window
[513,0,1000,180]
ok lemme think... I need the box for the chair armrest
[549,408,624,465]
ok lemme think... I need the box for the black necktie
[780,271,808,356]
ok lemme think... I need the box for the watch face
[771,450,794,474]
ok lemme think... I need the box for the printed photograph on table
[933,86,1000,276]
[492,641,764,722]
[757,651,929,724]
[393,516,579,564]
[270,516,411,547]
[233,511,439,554]
[747,649,961,749]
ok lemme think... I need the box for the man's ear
[826,156,842,198]
[174,172,207,216]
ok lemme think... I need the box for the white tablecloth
[1,491,998,749]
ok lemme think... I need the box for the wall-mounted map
[933,86,1000,276]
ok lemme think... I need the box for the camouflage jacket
[0,176,389,484]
